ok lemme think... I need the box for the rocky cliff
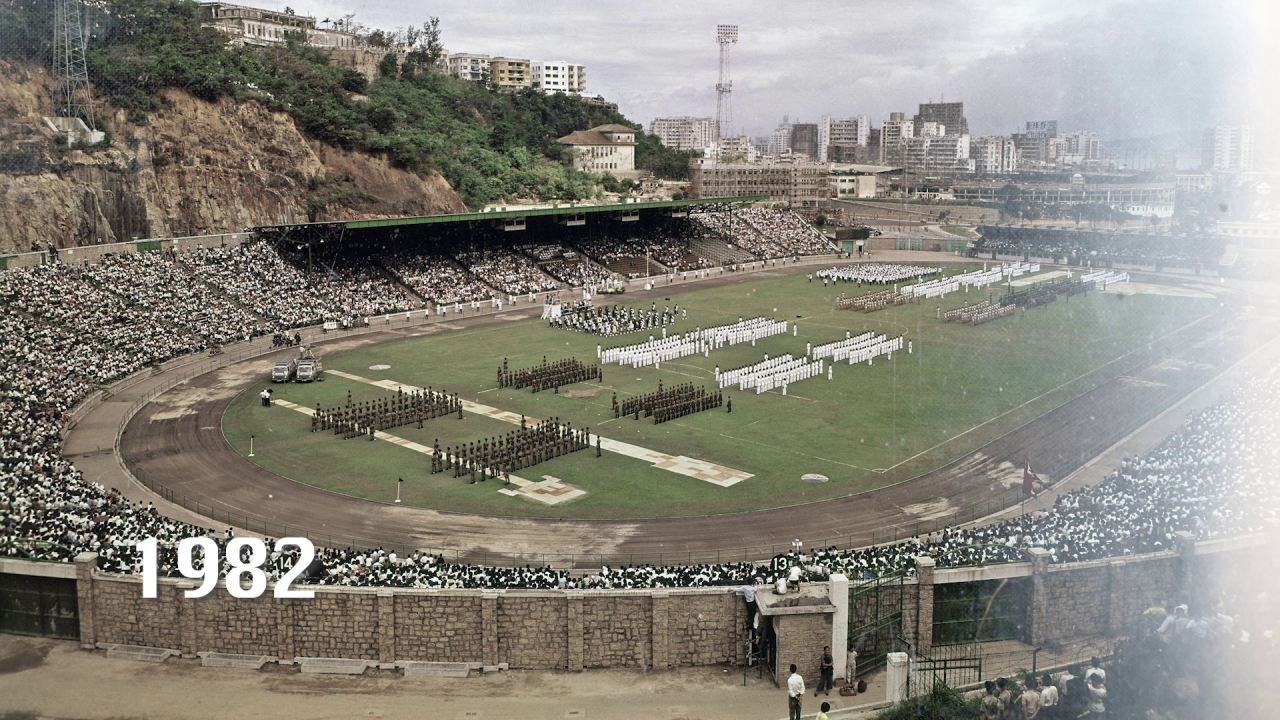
[0,60,465,255]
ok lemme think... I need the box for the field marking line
[868,306,1220,477]
[269,398,585,505]
[323,369,752,487]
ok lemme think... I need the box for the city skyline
[271,0,1266,147]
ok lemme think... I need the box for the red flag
[1022,458,1040,496]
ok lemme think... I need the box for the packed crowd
[576,236,690,276]
[183,241,416,327]
[456,249,559,295]
[381,250,495,305]
[975,228,1217,266]
[2,246,1277,591]
[539,259,613,288]
[693,209,834,259]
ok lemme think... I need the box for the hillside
[0,0,695,254]
[0,59,464,254]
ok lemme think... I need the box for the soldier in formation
[430,417,592,483]
[312,387,462,439]
[498,356,601,392]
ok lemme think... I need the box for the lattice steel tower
[715,24,737,141]
[53,0,97,129]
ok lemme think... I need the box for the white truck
[271,354,298,383]
[295,346,323,382]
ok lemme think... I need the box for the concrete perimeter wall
[70,557,747,670]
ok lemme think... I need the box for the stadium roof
[257,196,766,235]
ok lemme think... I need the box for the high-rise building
[532,61,586,95]
[913,102,967,137]
[791,123,819,160]
[818,115,869,162]
[649,117,716,151]
[903,134,970,173]
[1202,125,1255,172]
[768,117,793,156]
[971,136,1017,174]
[879,112,914,164]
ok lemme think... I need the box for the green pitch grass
[222,267,1217,519]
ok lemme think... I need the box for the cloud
[318,0,1259,142]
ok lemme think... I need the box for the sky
[303,0,1271,147]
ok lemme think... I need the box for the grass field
[222,266,1217,519]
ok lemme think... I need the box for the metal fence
[86,261,1222,570]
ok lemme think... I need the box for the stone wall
[773,611,835,688]
[73,557,747,671]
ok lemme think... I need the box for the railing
[96,259,1221,571]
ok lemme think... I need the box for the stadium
[4,191,1278,719]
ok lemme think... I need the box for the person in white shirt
[1037,674,1058,718]
[787,664,805,720]
[845,642,859,693]
[1084,657,1106,685]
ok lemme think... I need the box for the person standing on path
[845,642,859,693]
[787,664,805,720]
[817,645,834,696]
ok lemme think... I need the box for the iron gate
[932,578,1029,646]
[0,572,80,640]
[911,642,984,696]
[847,571,905,675]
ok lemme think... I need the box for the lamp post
[395,477,402,503]
[249,434,255,457]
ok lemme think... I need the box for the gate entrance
[847,571,905,676]
[0,572,80,640]
[933,578,1029,645]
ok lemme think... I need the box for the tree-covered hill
[0,0,695,209]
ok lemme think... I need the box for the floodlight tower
[53,0,96,129]
[715,24,737,142]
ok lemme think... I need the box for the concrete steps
[295,657,378,674]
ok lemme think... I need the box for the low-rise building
[688,158,831,210]
[558,124,639,178]
[199,3,361,48]
[447,53,490,81]
[489,57,531,89]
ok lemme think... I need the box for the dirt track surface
[109,259,1280,565]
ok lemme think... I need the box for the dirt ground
[0,635,889,720]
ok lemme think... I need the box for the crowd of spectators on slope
[0,263,207,367]
[540,259,613,288]
[182,241,416,327]
[381,250,494,305]
[975,229,1218,266]
[577,236,694,275]
[456,249,559,295]
[738,208,835,257]
[693,209,833,259]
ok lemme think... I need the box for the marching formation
[430,417,592,483]
[600,317,789,367]
[817,263,941,285]
[810,332,904,365]
[835,289,910,312]
[311,387,462,438]
[616,381,724,422]
[498,357,601,392]
[549,302,683,337]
